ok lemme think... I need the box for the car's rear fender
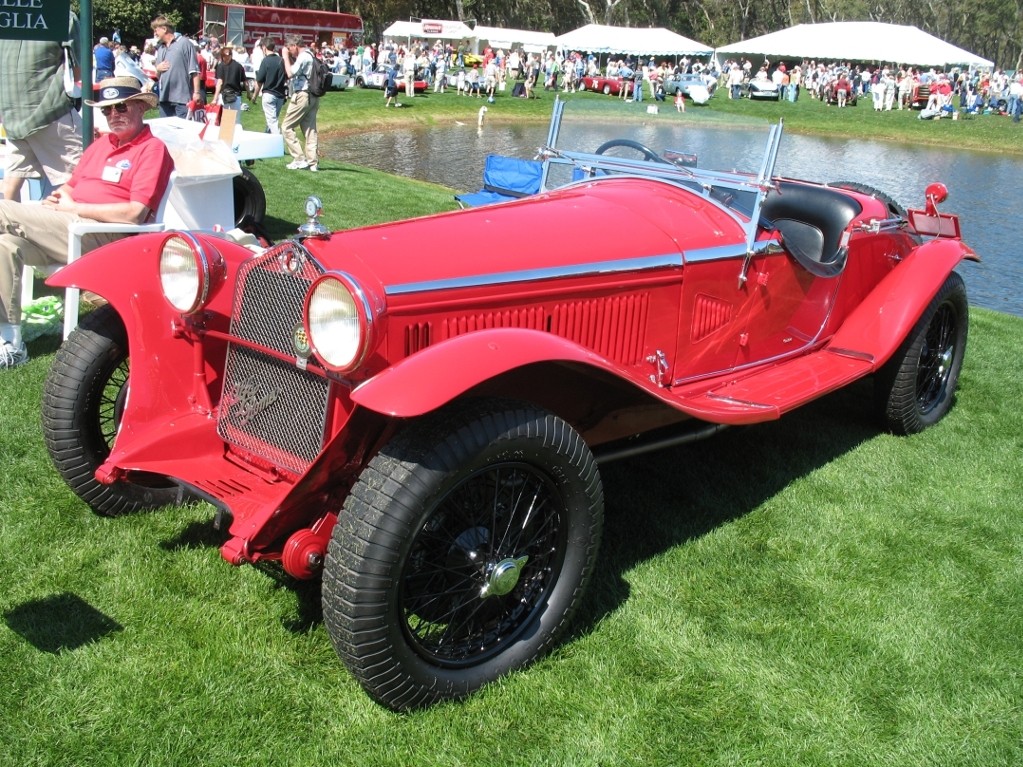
[352,327,648,418]
[827,236,979,366]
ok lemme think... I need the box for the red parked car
[579,74,629,95]
[44,99,978,711]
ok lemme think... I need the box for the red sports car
[44,99,978,711]
[579,74,629,95]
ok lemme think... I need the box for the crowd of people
[719,57,1023,120]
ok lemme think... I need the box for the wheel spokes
[401,462,564,665]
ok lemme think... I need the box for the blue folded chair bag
[456,155,544,207]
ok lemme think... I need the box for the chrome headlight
[305,273,371,373]
[159,234,223,314]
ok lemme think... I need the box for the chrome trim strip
[683,239,782,264]
[384,253,683,296]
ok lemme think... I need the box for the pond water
[322,120,1022,318]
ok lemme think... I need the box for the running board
[672,349,875,425]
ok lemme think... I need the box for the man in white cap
[0,76,174,369]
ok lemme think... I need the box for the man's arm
[43,188,152,225]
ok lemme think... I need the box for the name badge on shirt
[102,165,123,183]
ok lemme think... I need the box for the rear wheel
[233,167,266,229]
[875,272,968,434]
[322,399,604,710]
[42,306,190,516]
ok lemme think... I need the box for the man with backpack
[281,34,319,171]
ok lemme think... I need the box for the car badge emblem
[229,376,281,428]
[292,323,312,358]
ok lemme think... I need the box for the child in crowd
[675,90,686,112]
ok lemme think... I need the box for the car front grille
[217,242,329,475]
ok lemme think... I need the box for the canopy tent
[554,24,713,57]
[382,19,476,43]
[473,25,556,53]
[716,22,993,68]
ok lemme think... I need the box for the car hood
[302,177,747,295]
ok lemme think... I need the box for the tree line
[83,0,1021,70]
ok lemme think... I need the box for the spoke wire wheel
[400,460,566,667]
[875,271,968,434]
[322,399,603,710]
[42,305,188,516]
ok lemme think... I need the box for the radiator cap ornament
[298,195,329,237]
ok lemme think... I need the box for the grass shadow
[4,593,123,653]
[571,378,880,635]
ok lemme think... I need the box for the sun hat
[85,76,159,109]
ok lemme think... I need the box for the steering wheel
[594,139,668,163]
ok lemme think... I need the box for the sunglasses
[100,103,131,115]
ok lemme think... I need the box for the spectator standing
[384,63,400,107]
[728,64,743,100]
[281,34,319,171]
[212,44,246,113]
[0,77,173,369]
[1008,75,1023,122]
[402,50,417,98]
[0,15,83,202]
[94,36,115,81]
[152,16,201,118]
[433,51,446,93]
[253,40,288,133]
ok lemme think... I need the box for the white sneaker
[308,164,318,172]
[286,160,309,170]
[0,341,28,370]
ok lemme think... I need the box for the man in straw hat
[0,76,173,369]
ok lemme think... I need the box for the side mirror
[924,182,948,215]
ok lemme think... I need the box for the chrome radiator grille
[217,243,329,475]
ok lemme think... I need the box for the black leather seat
[760,181,862,278]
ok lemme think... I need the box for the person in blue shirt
[94,37,115,81]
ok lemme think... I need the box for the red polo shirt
[65,125,174,221]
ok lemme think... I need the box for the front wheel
[874,271,968,434]
[42,306,190,516]
[322,399,604,710]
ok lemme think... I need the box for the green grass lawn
[1,89,1021,766]
[3,307,1020,766]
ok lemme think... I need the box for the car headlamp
[305,273,372,373]
[159,233,224,314]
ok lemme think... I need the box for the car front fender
[351,328,620,417]
[828,236,979,367]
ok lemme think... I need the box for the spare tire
[827,181,906,219]
[233,167,266,228]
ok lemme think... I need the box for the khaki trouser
[0,200,123,323]
[281,91,319,165]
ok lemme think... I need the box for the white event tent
[555,24,713,57]
[716,22,993,68]
[474,25,557,53]
[382,19,476,43]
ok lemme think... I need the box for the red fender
[827,237,978,366]
[351,328,620,417]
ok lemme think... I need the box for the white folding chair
[21,172,176,339]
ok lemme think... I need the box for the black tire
[42,306,190,516]
[595,138,667,163]
[874,271,968,435]
[322,399,604,710]
[233,167,267,228]
[829,181,907,219]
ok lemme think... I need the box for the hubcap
[482,556,529,598]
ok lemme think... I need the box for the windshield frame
[537,97,785,255]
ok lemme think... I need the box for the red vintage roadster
[44,99,978,711]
